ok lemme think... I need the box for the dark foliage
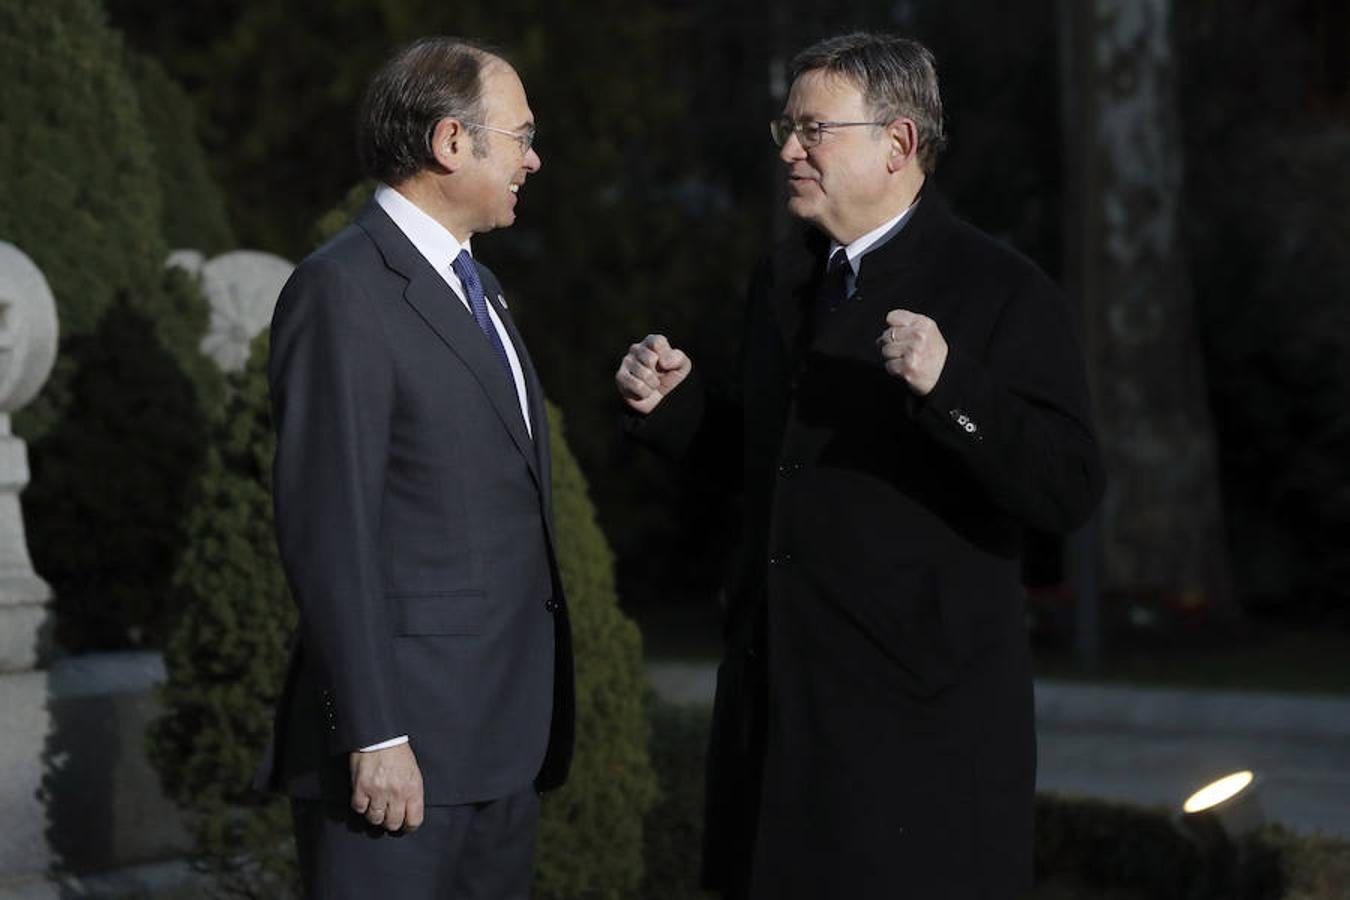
[0,0,225,650]
[1178,2,1350,624]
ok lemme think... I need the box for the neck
[832,175,925,246]
[391,174,472,244]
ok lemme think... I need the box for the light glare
[1183,770,1254,814]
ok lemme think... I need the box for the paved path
[646,662,1350,839]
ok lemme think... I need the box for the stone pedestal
[0,243,59,895]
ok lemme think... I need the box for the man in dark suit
[617,32,1103,899]
[261,36,572,898]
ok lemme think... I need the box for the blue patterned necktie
[451,249,512,375]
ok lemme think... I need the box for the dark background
[101,0,1350,649]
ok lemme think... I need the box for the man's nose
[524,146,541,172]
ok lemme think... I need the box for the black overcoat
[631,190,1104,899]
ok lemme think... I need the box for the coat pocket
[390,589,489,635]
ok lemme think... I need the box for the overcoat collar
[354,200,542,491]
[772,187,952,352]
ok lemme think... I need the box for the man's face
[779,69,893,244]
[458,62,541,235]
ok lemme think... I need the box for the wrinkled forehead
[784,68,867,119]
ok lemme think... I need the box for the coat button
[544,598,559,613]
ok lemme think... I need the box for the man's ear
[886,118,919,173]
[430,117,465,173]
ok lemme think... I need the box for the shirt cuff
[358,735,409,752]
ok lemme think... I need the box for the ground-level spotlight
[1175,770,1266,898]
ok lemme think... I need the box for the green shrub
[642,701,717,900]
[148,333,296,898]
[124,50,235,254]
[533,402,659,900]
[151,336,657,897]
[0,0,224,650]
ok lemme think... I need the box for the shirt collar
[828,196,920,276]
[374,183,472,271]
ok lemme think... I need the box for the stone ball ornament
[170,249,294,372]
[0,243,60,414]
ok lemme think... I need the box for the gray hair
[789,32,948,172]
[357,36,496,184]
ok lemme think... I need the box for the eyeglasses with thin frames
[769,117,889,149]
[461,121,536,154]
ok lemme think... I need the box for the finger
[878,341,909,360]
[351,787,371,815]
[632,345,661,369]
[405,795,425,832]
[631,359,662,390]
[384,798,406,833]
[885,309,920,328]
[366,804,386,825]
[658,348,689,372]
[644,334,672,355]
[616,369,654,399]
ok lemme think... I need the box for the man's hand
[615,334,692,414]
[350,742,424,833]
[877,309,948,396]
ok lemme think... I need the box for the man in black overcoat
[616,32,1104,900]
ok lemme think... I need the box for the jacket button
[544,598,559,613]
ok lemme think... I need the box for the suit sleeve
[269,257,402,754]
[910,264,1105,534]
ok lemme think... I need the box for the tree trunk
[1058,0,1232,616]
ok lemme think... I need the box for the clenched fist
[876,309,948,396]
[615,334,693,414]
[350,742,424,833]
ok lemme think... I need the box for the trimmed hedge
[642,700,1350,900]
[0,0,224,650]
[125,50,236,254]
[151,332,657,897]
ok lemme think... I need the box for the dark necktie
[451,249,512,375]
[813,247,851,329]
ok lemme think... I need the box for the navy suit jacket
[259,200,573,806]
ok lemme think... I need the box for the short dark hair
[357,36,496,184]
[789,32,947,172]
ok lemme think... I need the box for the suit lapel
[356,202,541,489]
[480,267,555,520]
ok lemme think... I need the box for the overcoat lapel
[774,189,953,355]
[355,202,542,491]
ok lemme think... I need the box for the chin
[786,195,819,223]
